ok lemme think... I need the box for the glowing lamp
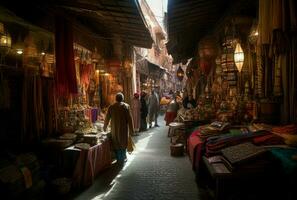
[176,66,184,82]
[0,33,11,48]
[234,43,244,72]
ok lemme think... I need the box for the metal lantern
[0,32,11,48]
[234,42,244,72]
[0,23,12,57]
[176,65,184,82]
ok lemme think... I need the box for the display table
[63,138,111,188]
[203,155,277,200]
[178,116,210,153]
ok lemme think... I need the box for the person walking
[131,93,141,134]
[140,92,148,131]
[148,89,160,128]
[103,93,134,163]
[164,94,180,125]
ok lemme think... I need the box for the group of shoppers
[103,89,195,164]
[131,89,160,131]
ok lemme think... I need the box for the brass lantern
[0,23,12,56]
[234,42,244,72]
[176,65,184,82]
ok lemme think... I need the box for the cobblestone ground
[73,117,211,200]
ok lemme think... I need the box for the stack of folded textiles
[199,122,230,139]
[220,142,271,172]
[205,130,270,157]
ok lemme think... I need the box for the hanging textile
[22,72,45,144]
[42,78,58,137]
[273,56,283,96]
[0,72,10,109]
[259,0,272,45]
[256,46,264,98]
[288,0,297,122]
[55,17,77,97]
[80,63,93,90]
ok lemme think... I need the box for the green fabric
[270,148,297,175]
[229,129,243,136]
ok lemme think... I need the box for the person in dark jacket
[140,92,148,131]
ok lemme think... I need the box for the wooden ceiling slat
[167,0,232,62]
[170,2,220,14]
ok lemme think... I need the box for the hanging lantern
[0,32,11,48]
[176,66,184,82]
[234,42,244,72]
[0,23,12,56]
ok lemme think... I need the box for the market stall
[167,1,297,199]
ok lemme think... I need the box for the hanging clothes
[22,72,45,144]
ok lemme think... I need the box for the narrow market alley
[71,117,209,200]
[1,1,297,200]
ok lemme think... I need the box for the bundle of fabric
[253,134,285,145]
[272,124,297,146]
[0,153,41,198]
[205,131,270,157]
[199,122,230,139]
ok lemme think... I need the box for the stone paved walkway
[72,118,210,200]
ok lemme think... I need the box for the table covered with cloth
[63,138,111,188]
[187,127,283,172]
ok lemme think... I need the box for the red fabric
[73,139,112,187]
[188,129,204,171]
[253,134,285,145]
[80,63,93,89]
[164,112,177,125]
[55,17,77,97]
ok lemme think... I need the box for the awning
[0,0,154,48]
[167,0,232,63]
[147,60,165,79]
[167,0,257,63]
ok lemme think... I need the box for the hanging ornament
[176,65,184,82]
[234,42,244,72]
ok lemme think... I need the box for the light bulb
[16,49,23,55]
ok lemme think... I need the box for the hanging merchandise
[256,46,264,98]
[0,72,10,109]
[198,36,217,59]
[273,56,282,96]
[176,65,184,82]
[22,72,45,144]
[199,58,211,75]
[234,42,244,72]
[55,17,77,97]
